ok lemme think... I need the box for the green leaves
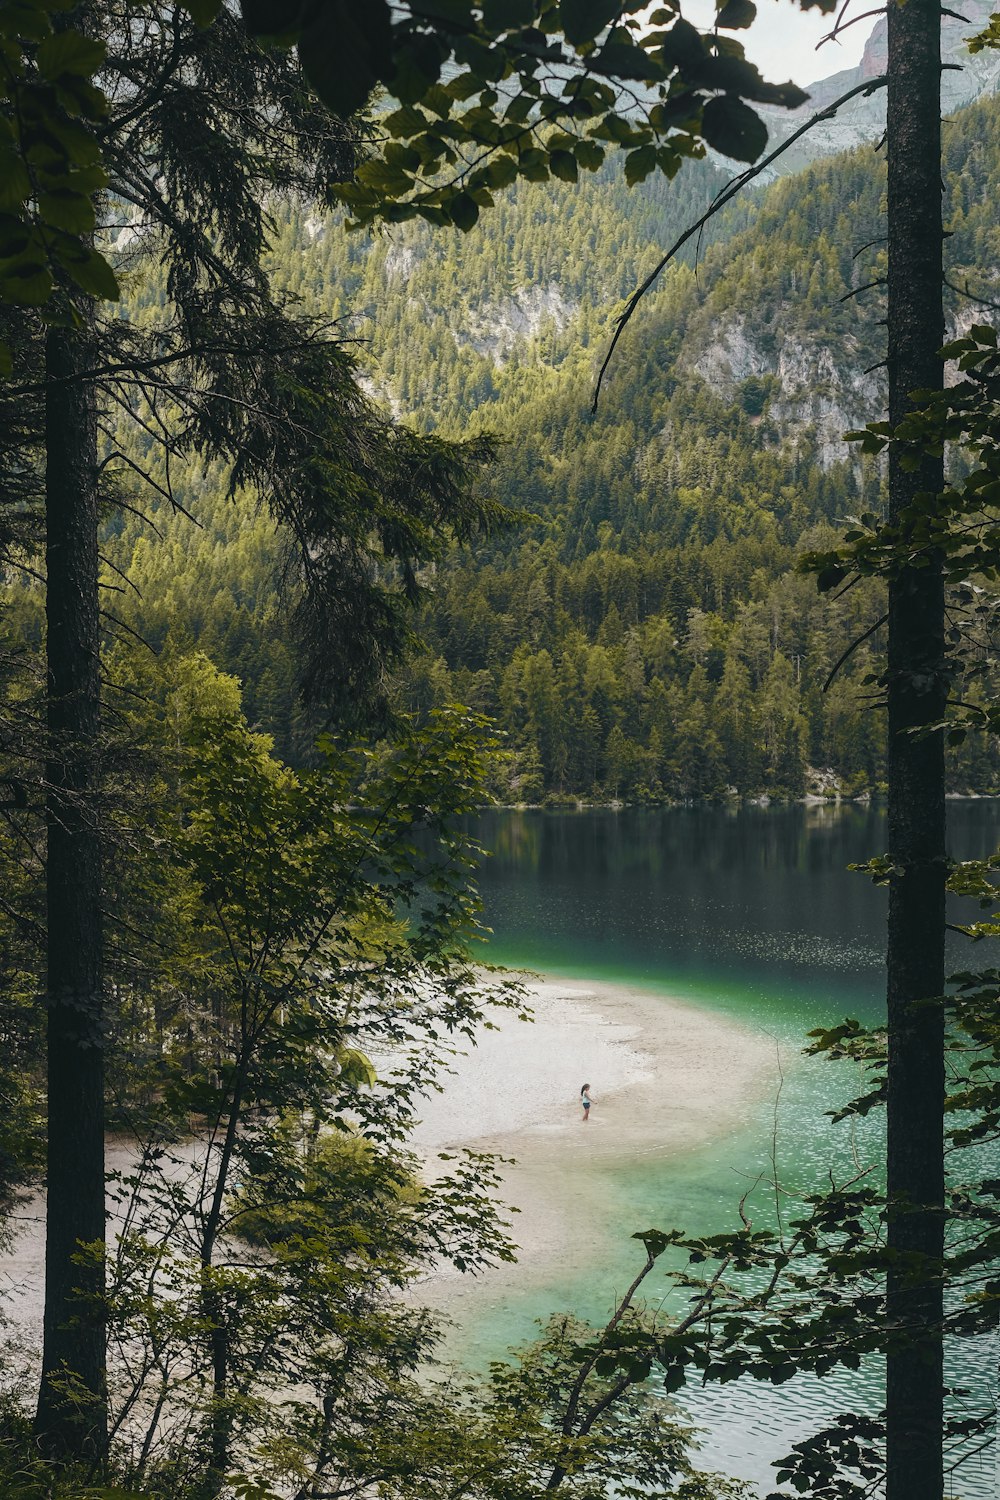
[301,1,394,119]
[448,189,480,230]
[632,1226,680,1258]
[35,28,106,85]
[483,0,535,22]
[62,237,121,299]
[336,1046,378,1089]
[243,0,395,117]
[701,92,768,162]
[233,2,802,229]
[560,0,622,47]
[549,147,578,181]
[623,142,656,184]
[184,0,224,24]
[716,0,756,29]
[0,0,121,350]
[229,1480,284,1500]
[969,12,1000,53]
[812,321,1000,751]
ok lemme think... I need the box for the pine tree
[30,4,501,1457]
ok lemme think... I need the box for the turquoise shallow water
[461,803,1000,1498]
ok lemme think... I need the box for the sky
[678,0,875,86]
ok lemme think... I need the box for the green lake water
[463,802,999,1499]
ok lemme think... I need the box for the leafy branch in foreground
[0,0,117,352]
[244,0,815,234]
[2,0,819,344]
[98,660,529,1497]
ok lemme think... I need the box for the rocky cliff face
[759,3,1000,172]
[459,283,577,364]
[688,317,883,469]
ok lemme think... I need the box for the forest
[0,5,998,1500]
[53,96,1000,801]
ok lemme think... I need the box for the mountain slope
[760,0,1000,173]
[99,88,1000,800]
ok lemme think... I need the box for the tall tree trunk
[884,5,945,1498]
[35,320,107,1460]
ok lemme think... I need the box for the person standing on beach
[580,1083,593,1122]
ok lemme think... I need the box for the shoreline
[408,972,781,1335]
[485,791,999,812]
[1,975,782,1368]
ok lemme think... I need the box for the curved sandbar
[1,979,780,1365]
[409,974,781,1337]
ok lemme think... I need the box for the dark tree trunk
[35,320,107,1460]
[884,5,945,1498]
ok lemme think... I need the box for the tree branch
[593,75,888,411]
[824,613,889,692]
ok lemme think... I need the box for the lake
[462,801,1000,1499]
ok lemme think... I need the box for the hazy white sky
[679,0,875,85]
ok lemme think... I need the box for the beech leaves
[0,0,819,350]
[297,1,813,228]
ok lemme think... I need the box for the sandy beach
[0,974,779,1370]
[407,974,780,1340]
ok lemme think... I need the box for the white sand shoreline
[0,974,781,1363]
[408,971,781,1324]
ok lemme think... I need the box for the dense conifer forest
[60,94,1000,801]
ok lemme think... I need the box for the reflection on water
[465,802,1000,1499]
[475,802,1000,1008]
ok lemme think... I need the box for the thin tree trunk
[884,5,946,1498]
[199,1052,250,1498]
[35,319,107,1460]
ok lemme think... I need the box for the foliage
[0,0,116,360]
[300,0,813,229]
[81,92,1000,798]
[406,1310,753,1500]
[808,322,1000,745]
[0,0,237,360]
[0,648,766,1500]
[19,8,1000,799]
[3,4,999,1495]
[0,0,827,357]
[563,213,999,1500]
[84,655,526,1492]
[1,1299,750,1499]
[0,1,523,726]
[0,640,762,1500]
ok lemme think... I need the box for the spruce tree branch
[943,275,1000,313]
[592,75,888,411]
[94,425,191,523]
[99,483,166,541]
[99,610,157,654]
[820,5,887,50]
[823,613,889,692]
[98,550,143,598]
[841,278,887,303]
[110,162,267,304]
[100,5,185,140]
[0,887,45,944]
[5,331,341,398]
